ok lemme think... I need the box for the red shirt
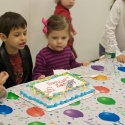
[9,53,23,84]
[54,2,75,47]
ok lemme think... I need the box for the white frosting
[34,76,82,96]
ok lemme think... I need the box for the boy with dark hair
[0,12,33,88]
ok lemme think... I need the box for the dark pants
[99,44,105,57]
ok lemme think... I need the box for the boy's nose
[20,35,25,40]
[69,0,74,3]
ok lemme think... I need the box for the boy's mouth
[19,42,26,46]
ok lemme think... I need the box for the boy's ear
[0,33,7,41]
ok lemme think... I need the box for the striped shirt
[32,46,82,80]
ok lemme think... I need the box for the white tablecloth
[0,61,125,125]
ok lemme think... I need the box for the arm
[69,51,82,68]
[0,85,6,98]
[0,71,8,98]
[32,52,46,80]
[102,0,121,56]
[0,71,9,85]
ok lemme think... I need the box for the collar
[0,42,30,83]
[57,1,69,11]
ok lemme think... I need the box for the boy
[0,12,33,88]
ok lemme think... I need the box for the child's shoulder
[36,47,49,56]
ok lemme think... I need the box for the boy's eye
[24,32,27,36]
[14,34,19,36]
[62,37,67,40]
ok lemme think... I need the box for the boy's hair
[0,12,27,37]
[47,15,71,36]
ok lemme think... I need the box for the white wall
[0,0,113,64]
[0,0,30,46]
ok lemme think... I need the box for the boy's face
[47,27,70,51]
[2,27,27,54]
[61,0,75,9]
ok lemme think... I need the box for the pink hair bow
[42,18,48,34]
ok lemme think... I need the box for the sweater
[32,46,81,80]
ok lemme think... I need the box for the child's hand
[0,85,6,98]
[73,30,77,35]
[99,57,105,61]
[0,71,9,85]
[82,61,90,66]
[71,31,77,38]
[116,54,125,63]
[71,32,74,38]
[38,75,45,80]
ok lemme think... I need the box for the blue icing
[85,83,90,86]
[71,97,75,100]
[43,103,47,106]
[54,103,58,107]
[39,101,43,104]
[68,90,72,92]
[48,98,52,100]
[75,95,79,98]
[58,92,62,95]
[64,100,68,103]
[20,90,23,94]
[47,105,53,108]
[26,84,29,87]
[53,93,59,97]
[33,97,37,101]
[60,101,65,105]
[80,93,84,96]
[28,96,32,100]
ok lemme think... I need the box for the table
[0,61,125,125]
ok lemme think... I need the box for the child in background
[0,71,9,98]
[99,0,125,63]
[0,12,33,88]
[54,0,77,58]
[32,15,89,80]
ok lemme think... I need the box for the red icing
[45,87,55,94]
[46,77,68,87]
[94,86,110,93]
[26,107,45,117]
[45,77,76,94]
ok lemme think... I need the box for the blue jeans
[99,44,105,57]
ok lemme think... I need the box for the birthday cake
[18,72,97,111]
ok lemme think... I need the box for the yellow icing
[29,72,88,99]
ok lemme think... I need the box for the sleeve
[32,51,46,80]
[101,0,121,56]
[69,50,82,68]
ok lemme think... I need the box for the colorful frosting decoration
[19,72,96,110]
